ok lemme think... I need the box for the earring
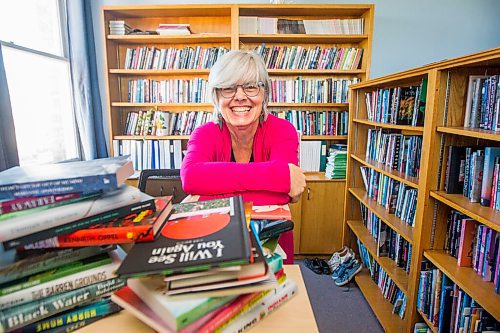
[218,114,224,131]
[259,113,265,126]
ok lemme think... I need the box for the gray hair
[208,50,270,120]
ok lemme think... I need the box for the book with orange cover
[25,196,173,248]
[250,204,291,220]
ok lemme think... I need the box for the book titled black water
[0,156,133,200]
[116,196,251,277]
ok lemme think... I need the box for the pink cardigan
[181,114,299,205]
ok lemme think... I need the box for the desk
[78,265,318,333]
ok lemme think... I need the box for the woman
[181,50,306,205]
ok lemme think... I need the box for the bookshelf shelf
[305,172,346,182]
[239,34,369,43]
[109,69,211,75]
[430,191,500,232]
[111,102,213,108]
[269,103,349,108]
[267,69,366,75]
[114,135,191,140]
[350,153,420,188]
[348,188,414,243]
[416,309,438,333]
[352,119,425,133]
[302,135,347,140]
[348,220,409,294]
[355,270,406,333]
[107,34,232,44]
[424,250,500,321]
[436,126,500,142]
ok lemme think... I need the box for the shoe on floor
[331,257,355,280]
[334,259,362,286]
[304,258,324,275]
[327,247,355,271]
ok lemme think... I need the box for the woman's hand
[288,163,306,201]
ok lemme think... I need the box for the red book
[251,204,292,220]
[0,192,88,215]
[25,196,173,248]
[457,218,478,267]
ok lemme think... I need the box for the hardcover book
[0,156,133,200]
[116,196,252,277]
[24,196,173,248]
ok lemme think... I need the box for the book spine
[0,254,112,297]
[0,193,88,215]
[0,187,145,247]
[0,253,121,309]
[0,246,112,286]
[12,298,122,333]
[217,278,298,333]
[0,174,120,201]
[29,226,155,248]
[0,278,126,332]
[33,311,119,333]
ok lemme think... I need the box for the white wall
[89,0,500,147]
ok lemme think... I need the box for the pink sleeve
[181,121,298,199]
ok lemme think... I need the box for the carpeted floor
[295,259,384,333]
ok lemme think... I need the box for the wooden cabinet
[343,47,500,332]
[102,4,374,255]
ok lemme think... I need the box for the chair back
[138,169,188,204]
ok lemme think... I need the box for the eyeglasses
[218,82,264,99]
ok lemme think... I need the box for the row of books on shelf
[239,16,364,35]
[464,74,500,131]
[366,129,423,178]
[273,110,348,136]
[444,210,499,290]
[270,77,359,104]
[127,78,209,104]
[123,46,229,70]
[357,240,407,318]
[113,139,184,171]
[0,158,298,332]
[360,166,418,226]
[364,79,428,126]
[359,204,412,272]
[123,110,213,137]
[445,146,500,210]
[417,263,500,332]
[325,144,347,179]
[253,44,363,70]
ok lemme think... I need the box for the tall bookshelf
[343,47,500,332]
[102,4,374,254]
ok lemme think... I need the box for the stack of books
[325,144,348,179]
[156,23,192,35]
[0,157,157,332]
[112,197,297,333]
[109,20,132,35]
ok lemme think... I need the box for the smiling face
[218,83,264,130]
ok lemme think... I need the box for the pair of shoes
[327,246,355,271]
[332,258,362,286]
[304,258,330,275]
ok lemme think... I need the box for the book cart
[101,4,374,255]
[343,47,500,332]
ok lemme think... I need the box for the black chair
[137,169,188,204]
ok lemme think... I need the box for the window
[0,0,79,166]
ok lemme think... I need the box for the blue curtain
[66,0,108,160]
[0,44,19,171]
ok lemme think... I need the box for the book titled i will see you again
[116,196,252,278]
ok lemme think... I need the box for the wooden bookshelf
[102,4,374,255]
[343,47,500,332]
